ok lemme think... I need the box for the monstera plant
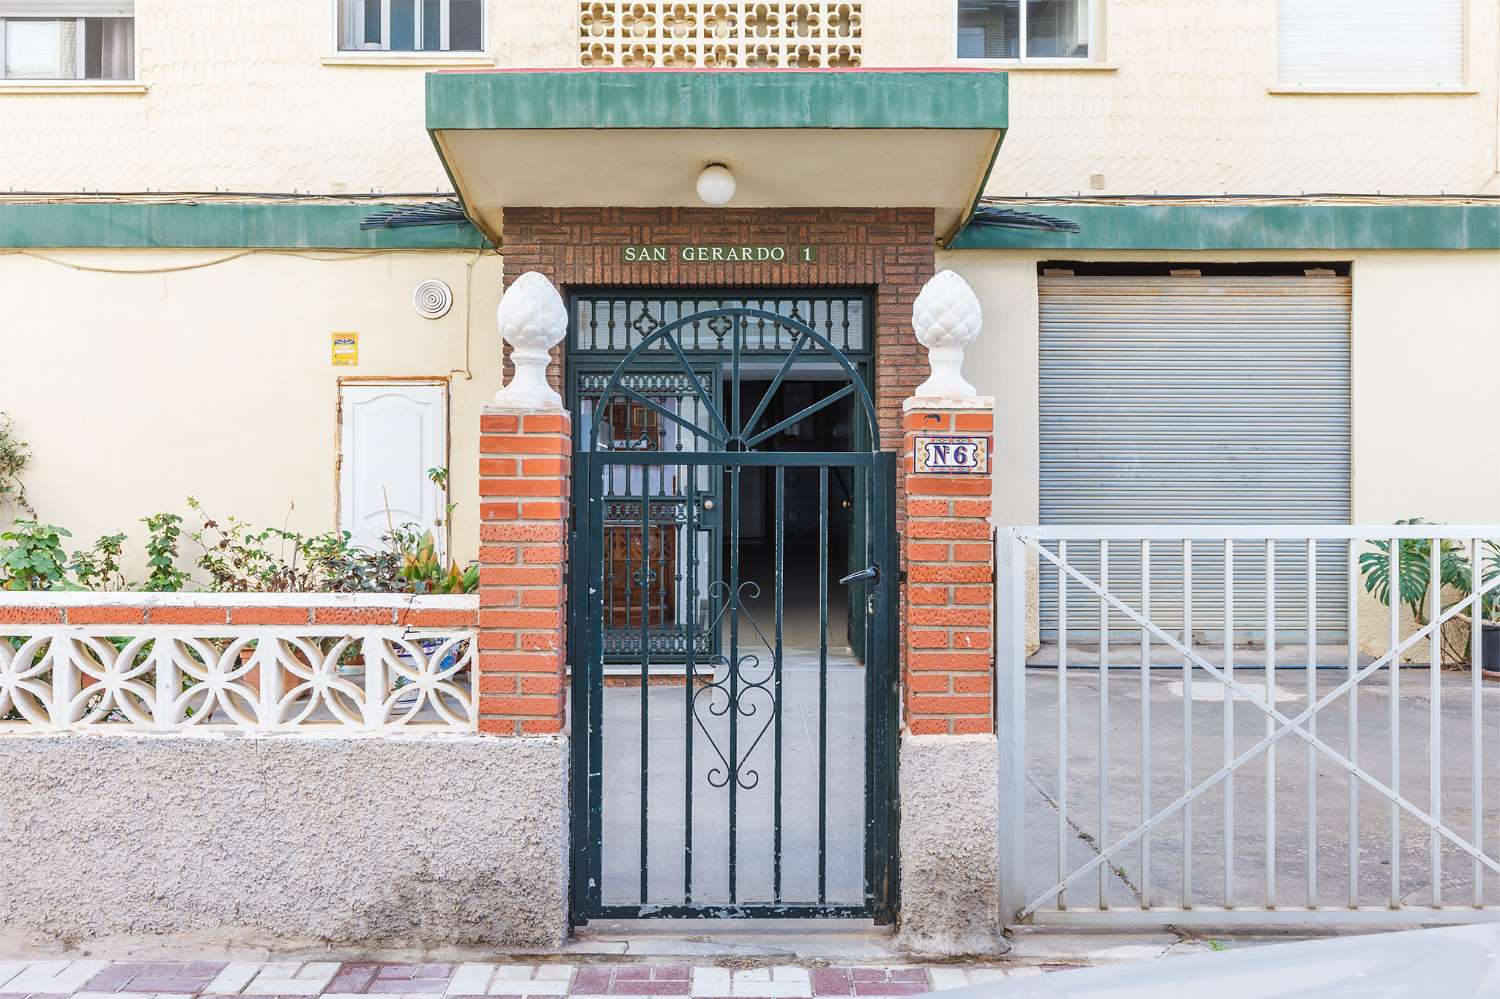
[1358,519,1500,668]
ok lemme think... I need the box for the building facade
[1,0,1499,952]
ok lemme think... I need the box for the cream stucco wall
[1,0,1497,195]
[0,247,503,582]
[943,247,1500,656]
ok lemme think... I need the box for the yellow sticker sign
[331,332,359,366]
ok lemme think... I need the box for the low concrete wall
[0,733,568,954]
[896,733,1004,957]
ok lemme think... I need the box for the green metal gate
[568,304,899,922]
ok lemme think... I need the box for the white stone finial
[912,269,983,399]
[493,271,567,411]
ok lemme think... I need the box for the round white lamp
[696,163,736,206]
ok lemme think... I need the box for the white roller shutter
[1038,272,1352,647]
[1277,0,1464,88]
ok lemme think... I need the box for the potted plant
[1480,541,1500,680]
[1360,522,1500,674]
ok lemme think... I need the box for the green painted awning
[949,203,1500,251]
[425,69,1009,245]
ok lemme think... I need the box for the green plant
[1359,519,1500,665]
[0,520,72,591]
[0,411,33,519]
[142,513,189,592]
[389,526,478,595]
[69,532,127,591]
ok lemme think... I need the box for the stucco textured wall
[0,247,503,582]
[0,0,1495,195]
[896,733,1003,957]
[0,733,569,954]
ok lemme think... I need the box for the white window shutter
[1278,0,1464,88]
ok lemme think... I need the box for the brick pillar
[476,408,570,736]
[902,402,996,737]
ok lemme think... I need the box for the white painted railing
[998,525,1500,926]
[0,593,478,734]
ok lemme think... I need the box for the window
[957,0,1089,60]
[0,1,134,80]
[1277,0,1464,89]
[338,0,482,52]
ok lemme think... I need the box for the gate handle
[838,565,880,585]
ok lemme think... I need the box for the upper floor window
[1277,0,1464,89]
[0,1,134,80]
[338,0,482,53]
[957,0,1090,61]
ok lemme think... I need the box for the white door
[339,382,448,554]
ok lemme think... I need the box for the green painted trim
[944,126,1007,246]
[0,203,490,249]
[948,203,1500,250]
[425,70,1008,130]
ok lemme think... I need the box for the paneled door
[338,381,448,554]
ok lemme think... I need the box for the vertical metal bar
[1472,537,1483,907]
[774,465,785,903]
[818,464,829,903]
[1098,541,1110,909]
[1430,537,1442,907]
[1307,538,1317,908]
[639,489,650,903]
[1224,539,1235,908]
[1390,537,1401,907]
[587,458,606,914]
[684,472,696,904]
[728,462,741,903]
[996,530,1028,924]
[1348,539,1359,908]
[1266,539,1277,908]
[1057,540,1068,909]
[1140,538,1151,908]
[1182,539,1193,908]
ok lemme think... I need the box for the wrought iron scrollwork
[692,580,779,791]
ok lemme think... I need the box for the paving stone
[7,964,111,995]
[808,970,851,997]
[444,967,494,996]
[849,985,926,997]
[570,969,612,996]
[327,967,381,995]
[242,963,341,996]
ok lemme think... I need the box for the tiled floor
[0,962,1051,999]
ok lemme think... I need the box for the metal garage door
[1038,270,1352,646]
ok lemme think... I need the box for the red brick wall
[501,206,936,487]
[902,407,995,735]
[477,409,572,735]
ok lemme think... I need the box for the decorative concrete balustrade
[0,593,478,733]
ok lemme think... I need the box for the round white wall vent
[412,279,454,319]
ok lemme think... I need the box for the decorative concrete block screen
[578,2,862,68]
[0,594,478,733]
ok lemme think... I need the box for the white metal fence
[998,525,1500,926]
[0,594,477,734]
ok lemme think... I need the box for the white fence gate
[997,525,1500,926]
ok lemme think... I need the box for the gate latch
[838,565,880,585]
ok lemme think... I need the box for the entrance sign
[912,434,988,474]
[622,245,817,264]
